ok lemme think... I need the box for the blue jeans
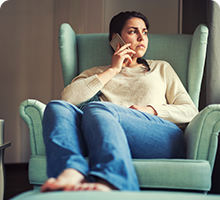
[42,100,186,191]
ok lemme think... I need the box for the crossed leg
[41,101,119,192]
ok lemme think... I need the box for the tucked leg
[81,102,140,191]
[81,102,185,190]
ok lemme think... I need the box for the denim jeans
[42,100,186,191]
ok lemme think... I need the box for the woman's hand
[98,43,135,85]
[110,43,136,74]
[129,105,157,115]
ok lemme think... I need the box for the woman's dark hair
[109,11,150,41]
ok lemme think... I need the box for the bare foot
[41,168,86,192]
[66,178,118,191]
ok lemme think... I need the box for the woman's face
[120,17,148,58]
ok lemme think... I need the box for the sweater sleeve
[150,63,199,127]
[61,67,104,105]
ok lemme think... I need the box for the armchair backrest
[59,23,208,108]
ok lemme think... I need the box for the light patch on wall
[103,0,181,34]
[212,0,220,7]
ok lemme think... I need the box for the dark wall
[182,0,220,194]
[183,0,208,111]
[182,0,208,34]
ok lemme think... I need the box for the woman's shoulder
[147,60,173,72]
[148,60,171,66]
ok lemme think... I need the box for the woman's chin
[133,53,146,59]
[135,50,147,58]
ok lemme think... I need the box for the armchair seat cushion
[11,191,220,200]
[29,156,211,191]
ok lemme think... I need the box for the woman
[41,11,198,192]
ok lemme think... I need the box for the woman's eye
[143,31,148,35]
[130,30,136,34]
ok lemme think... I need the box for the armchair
[19,23,220,192]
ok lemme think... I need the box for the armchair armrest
[185,104,220,169]
[19,99,46,156]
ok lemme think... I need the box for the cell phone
[110,33,130,51]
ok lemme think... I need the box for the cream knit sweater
[62,60,198,127]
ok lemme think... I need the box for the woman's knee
[44,100,83,120]
[46,100,73,110]
[84,101,112,109]
[83,102,119,118]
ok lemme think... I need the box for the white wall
[0,0,182,163]
[0,0,73,163]
[103,0,182,34]
[0,0,54,163]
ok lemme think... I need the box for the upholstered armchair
[0,119,11,200]
[19,23,220,193]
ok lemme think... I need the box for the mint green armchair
[19,23,220,192]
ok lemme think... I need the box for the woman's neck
[125,57,142,68]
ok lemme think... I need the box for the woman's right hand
[97,43,135,85]
[110,43,136,74]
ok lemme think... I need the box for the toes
[74,183,91,191]
[41,177,69,192]
[41,175,113,193]
[41,178,57,192]
[94,183,112,191]
[70,182,112,191]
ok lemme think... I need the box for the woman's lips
[137,44,145,48]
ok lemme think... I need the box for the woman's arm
[129,105,157,115]
[152,93,199,126]
[62,43,135,105]
[61,73,104,105]
[130,62,198,126]
[152,64,199,126]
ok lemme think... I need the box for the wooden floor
[3,159,220,199]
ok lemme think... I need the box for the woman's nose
[138,33,144,41]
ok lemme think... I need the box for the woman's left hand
[129,105,157,115]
